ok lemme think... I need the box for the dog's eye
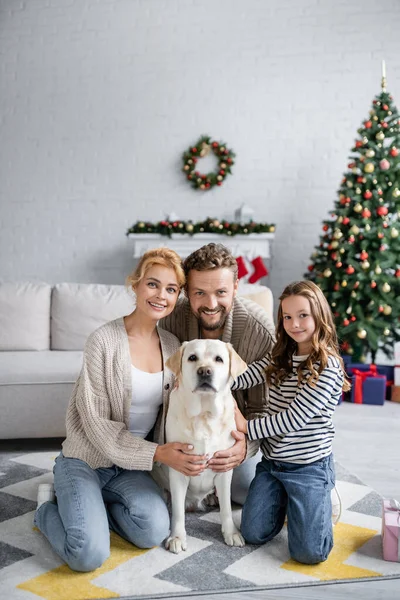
[188,354,197,362]
[215,356,224,363]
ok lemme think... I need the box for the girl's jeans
[241,454,335,565]
[34,453,170,572]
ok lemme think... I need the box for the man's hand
[154,443,207,476]
[207,431,246,472]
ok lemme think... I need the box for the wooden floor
[160,401,400,600]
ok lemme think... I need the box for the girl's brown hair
[126,247,185,291]
[266,280,350,391]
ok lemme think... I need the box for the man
[159,242,275,504]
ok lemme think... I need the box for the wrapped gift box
[347,363,394,400]
[382,499,400,562]
[391,386,400,403]
[395,342,400,386]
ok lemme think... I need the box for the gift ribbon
[388,499,400,561]
[352,364,386,404]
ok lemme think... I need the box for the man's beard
[198,307,228,331]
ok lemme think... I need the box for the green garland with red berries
[127,217,275,238]
[182,135,235,190]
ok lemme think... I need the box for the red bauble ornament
[371,281,377,288]
[343,319,350,326]
[363,190,373,199]
[390,147,399,157]
[382,122,388,128]
[362,208,371,218]
[364,120,372,128]
[323,224,329,231]
[360,250,369,260]
[343,217,350,225]
[395,269,400,278]
[357,176,365,183]
[350,316,356,322]
[355,140,363,148]
[219,170,225,176]
[348,162,356,168]
[346,265,355,275]
[307,265,314,272]
[331,252,338,260]
[192,147,198,153]
[377,206,389,216]
[378,305,384,312]
[227,158,232,164]
[217,181,223,186]
[378,232,384,239]
[212,142,219,148]
[336,262,343,268]
[383,222,389,228]
[334,282,340,291]
[348,235,355,244]
[383,104,389,110]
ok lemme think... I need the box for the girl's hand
[154,443,207,476]
[234,400,248,434]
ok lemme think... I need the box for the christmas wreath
[127,218,275,238]
[182,135,235,190]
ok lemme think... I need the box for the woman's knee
[64,528,110,572]
[115,499,170,548]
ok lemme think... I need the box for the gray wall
[1,0,399,304]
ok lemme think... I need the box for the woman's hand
[234,401,248,434]
[154,443,207,476]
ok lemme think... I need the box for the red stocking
[248,256,269,284]
[236,256,249,279]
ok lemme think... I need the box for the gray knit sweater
[159,295,276,458]
[62,317,181,471]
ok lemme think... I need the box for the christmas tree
[306,64,400,362]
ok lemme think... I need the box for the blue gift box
[349,373,386,405]
[346,363,394,399]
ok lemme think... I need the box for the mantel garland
[127,218,276,238]
[182,135,235,190]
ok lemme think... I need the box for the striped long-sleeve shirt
[232,354,344,464]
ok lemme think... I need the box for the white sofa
[0,281,273,439]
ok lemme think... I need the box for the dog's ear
[226,343,248,380]
[165,342,187,377]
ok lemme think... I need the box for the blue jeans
[241,454,335,564]
[34,454,170,572]
[231,451,261,505]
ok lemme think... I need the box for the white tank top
[129,365,163,438]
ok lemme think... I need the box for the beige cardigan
[159,296,276,458]
[62,318,180,471]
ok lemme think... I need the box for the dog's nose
[197,366,212,377]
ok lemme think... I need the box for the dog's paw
[165,536,187,554]
[223,531,245,547]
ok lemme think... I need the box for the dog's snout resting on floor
[164,339,248,554]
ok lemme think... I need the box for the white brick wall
[1,0,400,306]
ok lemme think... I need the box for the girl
[34,248,207,572]
[233,280,350,565]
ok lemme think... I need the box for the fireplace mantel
[128,233,275,259]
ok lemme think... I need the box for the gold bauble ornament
[391,228,399,238]
[376,131,385,141]
[183,165,190,171]
[357,329,367,339]
[366,149,375,157]
[383,328,390,336]
[361,260,370,270]
[138,222,145,228]
[355,187,362,194]
[364,163,375,173]
[323,269,332,277]
[340,248,345,254]
[375,265,382,274]
[331,302,336,307]
[347,181,353,188]
[337,216,343,223]
[220,162,227,169]
[200,184,206,190]
[197,178,202,183]
[383,305,392,315]
[392,187,400,198]
[213,220,220,227]
[350,225,360,235]
[353,203,363,213]
[373,115,378,121]
[333,229,343,239]
[351,291,357,298]
[382,282,391,293]
[330,241,339,249]
[341,280,348,287]
[217,175,223,181]
[365,224,371,231]
[186,223,194,232]
[362,136,368,144]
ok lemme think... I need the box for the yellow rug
[0,451,399,599]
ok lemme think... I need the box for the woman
[34,248,206,572]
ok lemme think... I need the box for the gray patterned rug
[1,442,400,600]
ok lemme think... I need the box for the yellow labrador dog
[164,339,247,554]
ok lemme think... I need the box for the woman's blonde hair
[266,280,350,391]
[126,247,185,291]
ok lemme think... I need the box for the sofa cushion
[51,283,135,350]
[0,350,83,384]
[0,282,51,351]
[238,282,274,319]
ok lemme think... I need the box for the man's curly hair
[183,243,238,281]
